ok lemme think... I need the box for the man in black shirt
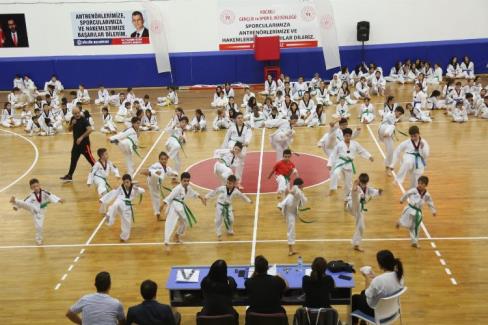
[245,255,288,314]
[60,107,95,182]
[127,279,180,325]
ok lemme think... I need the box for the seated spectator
[302,257,335,308]
[245,255,287,314]
[351,250,404,325]
[198,260,238,324]
[126,279,180,325]
[66,271,125,325]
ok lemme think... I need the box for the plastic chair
[245,311,289,325]
[351,287,407,325]
[196,313,237,325]
[293,307,340,325]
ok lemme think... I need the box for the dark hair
[208,260,228,282]
[180,116,189,123]
[95,271,111,292]
[418,175,429,185]
[430,90,441,97]
[342,128,353,136]
[310,257,327,281]
[339,118,348,125]
[283,149,292,156]
[101,106,109,112]
[376,250,403,282]
[131,117,140,124]
[408,125,420,135]
[290,114,299,120]
[181,172,191,180]
[70,91,77,96]
[158,151,169,159]
[254,255,268,274]
[465,93,473,99]
[29,178,39,186]
[122,174,132,181]
[293,177,304,186]
[140,279,157,300]
[227,175,237,182]
[395,106,405,114]
[234,141,243,150]
[358,173,369,184]
[97,148,107,158]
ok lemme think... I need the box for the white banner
[71,10,151,46]
[218,0,320,50]
[142,0,171,74]
[314,0,341,69]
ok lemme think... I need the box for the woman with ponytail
[351,250,404,324]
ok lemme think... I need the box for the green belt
[172,135,187,157]
[409,204,423,236]
[94,174,112,191]
[407,151,426,169]
[361,109,370,116]
[127,137,141,158]
[40,202,50,209]
[123,195,143,222]
[334,157,356,174]
[158,179,173,197]
[174,199,197,228]
[218,202,232,230]
[219,158,230,168]
[360,198,367,212]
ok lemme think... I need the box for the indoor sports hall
[0,0,487,324]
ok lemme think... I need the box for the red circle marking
[187,151,330,194]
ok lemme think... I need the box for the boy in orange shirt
[268,149,299,199]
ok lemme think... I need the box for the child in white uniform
[397,176,436,248]
[222,113,252,184]
[270,117,297,161]
[162,172,206,251]
[451,101,468,123]
[165,116,189,173]
[76,84,90,104]
[242,87,256,108]
[333,97,350,119]
[115,101,132,123]
[140,109,159,131]
[205,175,252,240]
[347,174,382,252]
[261,75,277,96]
[328,74,342,96]
[277,178,307,256]
[87,148,120,198]
[1,103,21,128]
[354,77,370,100]
[390,125,429,188]
[100,106,117,134]
[157,87,179,107]
[370,71,386,96]
[317,119,361,157]
[313,81,332,106]
[213,109,230,131]
[190,109,207,131]
[9,178,64,245]
[100,174,145,242]
[142,151,178,220]
[338,82,357,105]
[328,128,374,202]
[359,98,375,124]
[213,142,243,185]
[109,117,141,176]
[460,56,475,79]
[446,57,463,78]
[95,86,110,105]
[378,106,405,174]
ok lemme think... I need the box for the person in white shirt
[1,102,21,128]
[109,117,141,176]
[140,109,159,131]
[385,62,404,84]
[9,178,64,245]
[328,74,342,96]
[338,82,357,105]
[43,74,64,94]
[67,271,125,325]
[309,72,322,90]
[142,151,178,220]
[427,63,443,85]
[190,109,207,131]
[95,86,110,105]
[161,172,206,252]
[249,106,266,129]
[351,250,404,324]
[157,87,179,107]
[223,83,235,98]
[260,74,277,97]
[115,101,132,123]
[333,97,350,119]
[451,101,468,123]
[446,56,463,78]
[378,106,404,173]
[205,174,252,240]
[165,116,189,173]
[359,97,375,124]
[313,81,332,106]
[100,106,117,134]
[87,148,120,198]
[460,55,475,79]
[370,70,386,96]
[354,77,370,100]
[242,87,256,108]
[337,66,353,86]
[8,87,27,109]
[77,84,90,104]
[292,76,308,101]
[213,108,230,131]
[211,90,229,108]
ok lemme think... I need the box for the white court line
[250,128,266,264]
[4,235,486,250]
[0,129,39,193]
[366,124,458,285]
[54,120,171,290]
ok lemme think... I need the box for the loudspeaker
[357,21,370,42]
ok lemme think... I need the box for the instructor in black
[60,107,96,182]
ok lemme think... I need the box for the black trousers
[352,291,375,325]
[68,142,95,176]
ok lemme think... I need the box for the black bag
[327,260,355,273]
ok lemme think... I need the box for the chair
[254,35,281,80]
[196,313,237,325]
[293,307,340,325]
[245,311,289,325]
[351,287,407,325]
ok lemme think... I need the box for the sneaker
[60,175,72,182]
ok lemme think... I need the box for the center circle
[187,151,330,194]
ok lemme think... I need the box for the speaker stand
[361,41,366,64]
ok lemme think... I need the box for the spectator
[198,260,238,324]
[245,255,287,314]
[66,271,125,325]
[351,250,404,325]
[302,257,335,308]
[126,279,180,325]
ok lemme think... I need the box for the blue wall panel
[0,38,486,90]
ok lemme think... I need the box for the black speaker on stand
[357,21,370,63]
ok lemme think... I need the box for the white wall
[0,0,487,57]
